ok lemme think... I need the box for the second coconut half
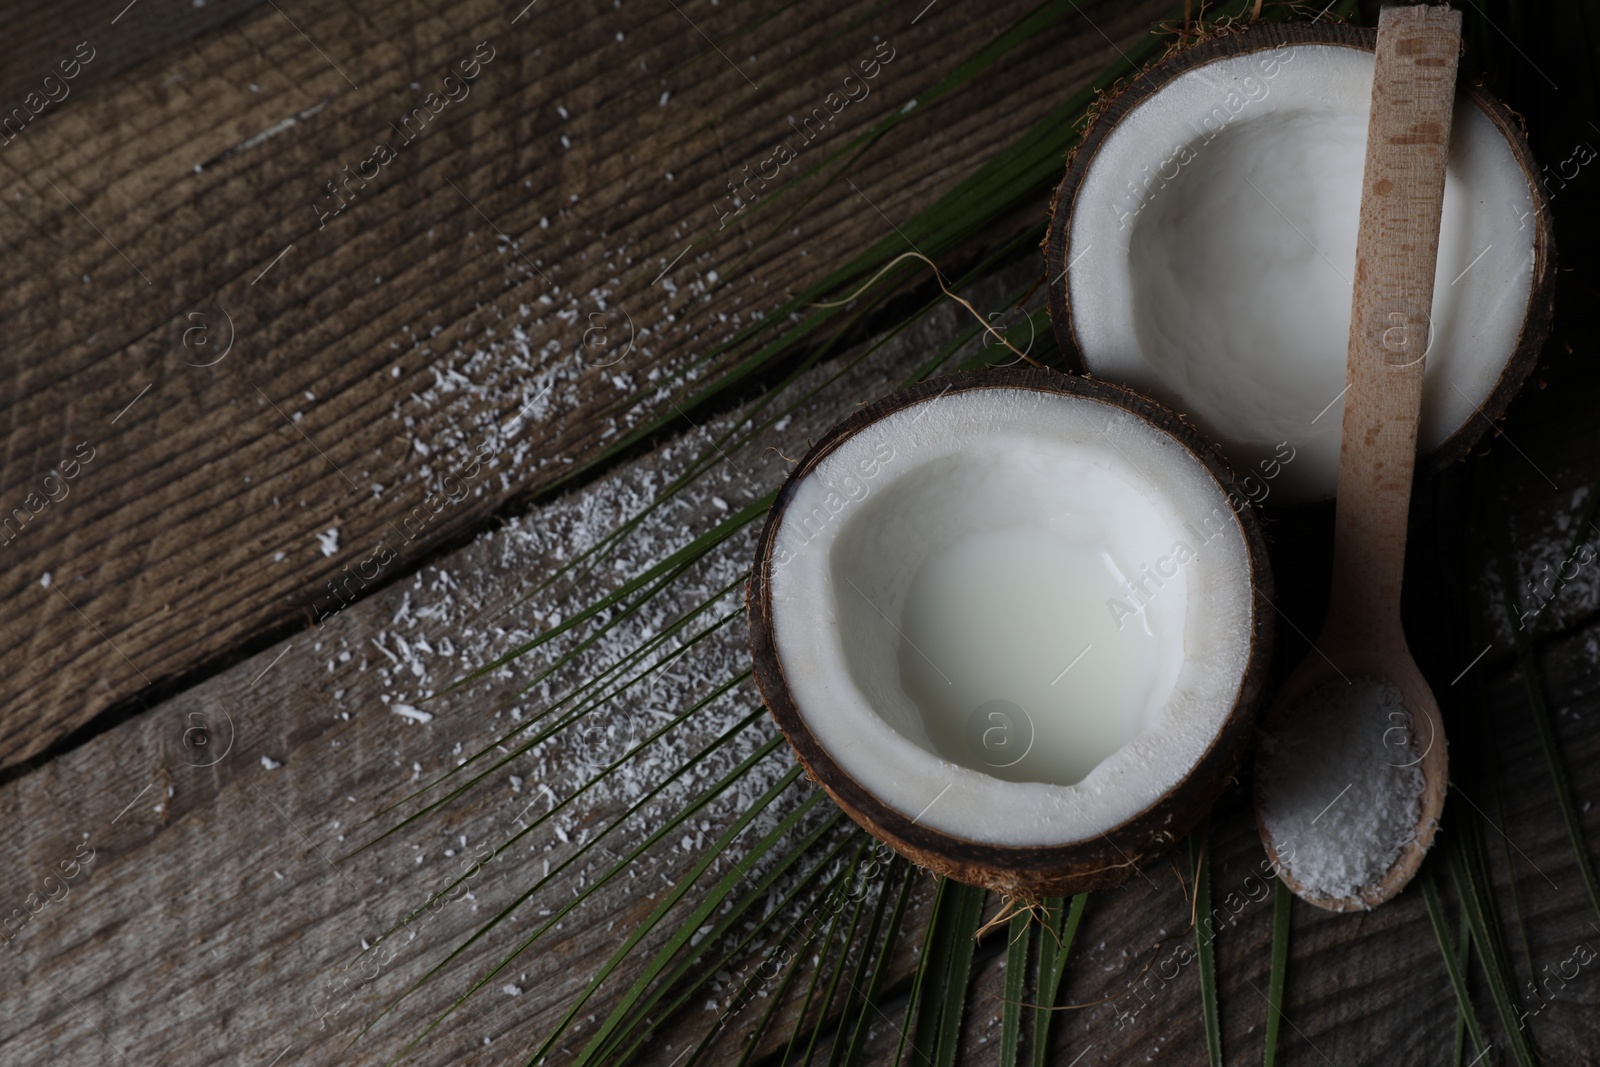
[748,369,1273,897]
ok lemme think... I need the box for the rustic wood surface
[0,266,1017,1065]
[3,0,1600,1066]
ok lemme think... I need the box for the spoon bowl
[1257,646,1448,911]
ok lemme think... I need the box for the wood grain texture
[0,258,1026,1066]
[0,0,264,108]
[0,0,1173,772]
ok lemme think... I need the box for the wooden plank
[0,0,1174,771]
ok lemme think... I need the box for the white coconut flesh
[766,387,1256,848]
[1067,44,1538,501]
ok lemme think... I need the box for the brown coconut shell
[1043,21,1556,480]
[746,367,1275,898]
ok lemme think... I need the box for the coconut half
[747,370,1273,896]
[1045,23,1555,503]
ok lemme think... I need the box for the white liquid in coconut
[897,526,1163,786]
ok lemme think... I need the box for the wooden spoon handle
[1325,4,1461,647]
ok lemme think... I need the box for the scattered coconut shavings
[1259,677,1423,904]
[317,528,340,557]
[378,242,741,503]
[1477,486,1600,643]
[323,354,834,999]
[293,263,1038,1032]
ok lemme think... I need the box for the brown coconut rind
[1043,22,1556,481]
[746,368,1275,898]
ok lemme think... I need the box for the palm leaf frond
[1445,824,1539,1067]
[1422,871,1490,1064]
[999,906,1031,1066]
[1190,828,1223,1067]
[1262,879,1291,1067]
[1032,893,1088,1067]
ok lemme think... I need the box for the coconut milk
[897,526,1164,786]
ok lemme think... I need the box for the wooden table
[3,0,1598,1063]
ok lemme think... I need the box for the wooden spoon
[1254,4,1459,912]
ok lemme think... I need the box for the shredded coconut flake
[1259,677,1423,904]
[391,704,434,724]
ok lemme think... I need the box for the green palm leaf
[1190,828,1223,1067]
[1262,880,1291,1067]
[1032,893,1088,1067]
